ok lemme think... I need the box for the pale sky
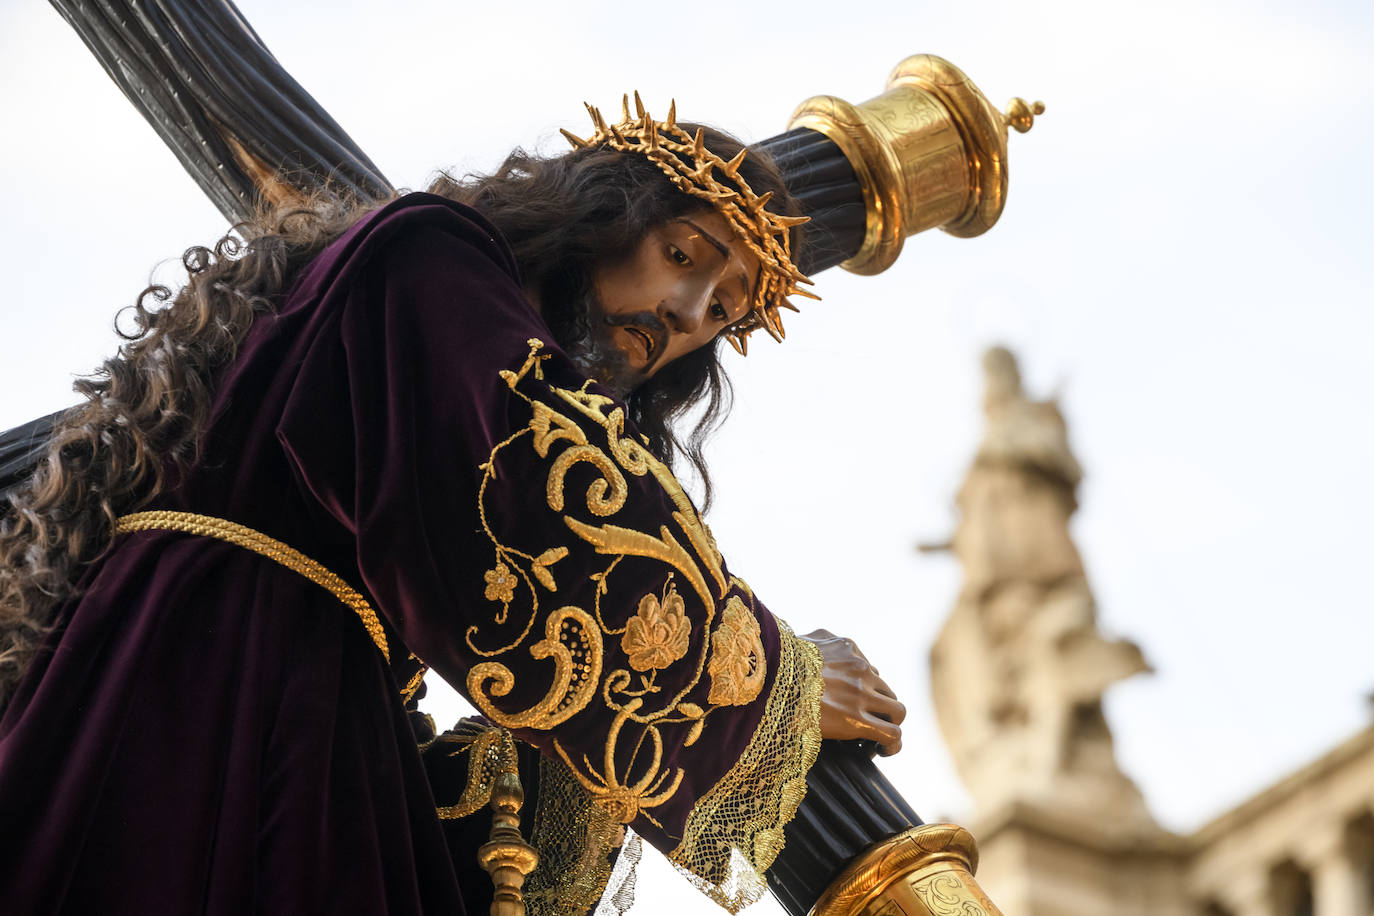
[2,0,1372,913]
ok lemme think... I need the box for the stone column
[1227,867,1277,916]
[1307,820,1369,916]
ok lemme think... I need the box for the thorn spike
[693,128,705,158]
[723,148,747,176]
[621,94,632,122]
[634,90,646,119]
[560,128,589,149]
[667,99,677,126]
[774,213,810,228]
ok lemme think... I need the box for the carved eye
[668,245,690,265]
[710,298,728,321]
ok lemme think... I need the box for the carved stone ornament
[928,347,1155,830]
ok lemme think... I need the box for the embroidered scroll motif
[467,606,603,730]
[468,340,785,830]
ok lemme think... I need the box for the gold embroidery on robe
[469,340,796,829]
[467,606,602,730]
[621,580,691,672]
[707,596,767,706]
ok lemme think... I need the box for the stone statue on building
[927,346,1155,828]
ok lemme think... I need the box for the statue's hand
[802,629,905,756]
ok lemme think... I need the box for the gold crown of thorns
[561,92,818,354]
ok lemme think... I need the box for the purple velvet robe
[0,195,817,914]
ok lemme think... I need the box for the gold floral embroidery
[530,547,568,592]
[470,340,785,831]
[707,596,767,706]
[484,562,517,604]
[621,580,691,672]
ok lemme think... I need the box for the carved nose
[662,292,710,335]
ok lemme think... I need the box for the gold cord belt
[114,510,537,908]
[115,510,391,662]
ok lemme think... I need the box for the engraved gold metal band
[810,824,1004,916]
[788,54,1042,277]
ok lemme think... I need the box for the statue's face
[590,208,759,383]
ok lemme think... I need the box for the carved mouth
[624,326,655,362]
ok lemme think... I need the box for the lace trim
[667,621,824,912]
[525,756,626,916]
[594,830,642,916]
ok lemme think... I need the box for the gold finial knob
[1004,98,1045,134]
[479,769,540,916]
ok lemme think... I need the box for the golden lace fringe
[668,622,825,913]
[523,756,625,915]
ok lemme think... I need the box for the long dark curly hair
[0,125,799,709]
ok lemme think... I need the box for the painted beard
[544,286,667,400]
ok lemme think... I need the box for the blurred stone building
[928,348,1374,916]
